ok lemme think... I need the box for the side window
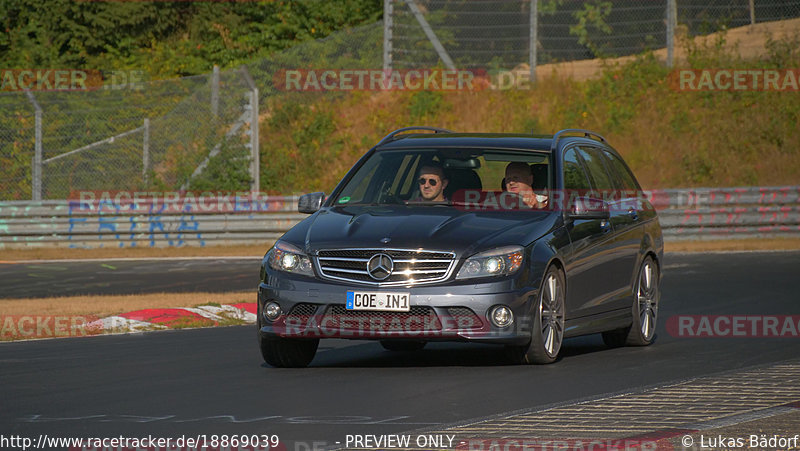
[563,148,591,191]
[577,147,614,191]
[601,150,641,193]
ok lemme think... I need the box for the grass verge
[664,238,800,253]
[0,243,272,262]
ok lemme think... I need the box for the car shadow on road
[264,335,621,368]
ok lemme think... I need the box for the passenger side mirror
[298,192,326,214]
[568,197,610,220]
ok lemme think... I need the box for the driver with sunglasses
[414,163,449,202]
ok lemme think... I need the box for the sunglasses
[418,177,439,186]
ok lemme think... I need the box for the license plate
[346,291,410,312]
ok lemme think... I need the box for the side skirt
[564,308,631,338]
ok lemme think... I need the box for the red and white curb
[88,303,257,334]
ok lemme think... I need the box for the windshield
[331,148,551,208]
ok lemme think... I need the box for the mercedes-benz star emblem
[367,253,394,281]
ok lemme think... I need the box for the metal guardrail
[0,196,303,249]
[652,186,800,240]
[0,186,798,249]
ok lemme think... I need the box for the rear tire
[506,265,565,364]
[602,256,659,347]
[380,340,426,352]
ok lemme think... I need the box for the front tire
[259,335,319,368]
[602,256,659,347]
[507,265,565,364]
[257,313,318,367]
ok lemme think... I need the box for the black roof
[375,128,608,152]
[376,133,554,151]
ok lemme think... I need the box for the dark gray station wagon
[258,127,663,367]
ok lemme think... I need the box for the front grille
[446,307,484,329]
[321,305,442,331]
[316,248,455,286]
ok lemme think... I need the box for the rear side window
[563,148,591,191]
[601,150,641,192]
[577,147,614,191]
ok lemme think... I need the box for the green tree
[0,0,382,77]
[569,0,613,58]
[0,0,185,67]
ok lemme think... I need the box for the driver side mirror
[298,192,326,214]
[567,197,610,220]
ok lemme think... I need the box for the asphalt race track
[0,257,262,298]
[1,251,799,450]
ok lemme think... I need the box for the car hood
[290,205,555,257]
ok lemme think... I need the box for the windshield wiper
[406,200,450,206]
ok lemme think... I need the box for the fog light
[264,302,282,321]
[490,305,514,328]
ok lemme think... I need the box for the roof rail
[377,126,453,146]
[551,129,606,150]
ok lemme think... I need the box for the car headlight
[456,246,524,280]
[268,241,314,276]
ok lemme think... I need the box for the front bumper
[257,272,538,345]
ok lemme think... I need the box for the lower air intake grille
[287,303,318,317]
[321,305,442,331]
[285,303,318,326]
[446,307,484,329]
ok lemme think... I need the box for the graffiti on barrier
[67,199,204,248]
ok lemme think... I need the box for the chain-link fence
[0,67,258,200]
[387,0,800,71]
[0,22,386,202]
[0,93,35,201]
[389,0,531,69]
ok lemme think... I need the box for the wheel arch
[529,237,565,283]
[638,228,663,278]
[528,238,567,312]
